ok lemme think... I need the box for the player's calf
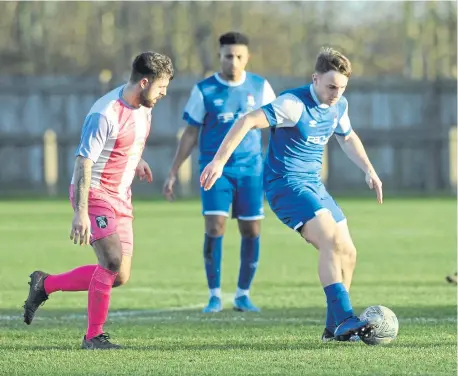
[340,243,357,289]
[236,234,261,310]
[112,255,132,288]
[23,271,50,325]
[301,212,344,286]
[112,273,130,288]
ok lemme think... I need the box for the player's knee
[331,234,347,257]
[238,222,260,238]
[104,254,122,273]
[205,218,226,237]
[301,211,337,251]
[342,242,357,267]
[206,226,224,237]
[113,273,130,288]
[240,229,260,238]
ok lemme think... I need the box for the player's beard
[139,90,157,108]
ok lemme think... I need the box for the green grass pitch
[0,198,456,375]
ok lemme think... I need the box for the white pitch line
[66,304,205,320]
[1,315,455,325]
[112,315,458,325]
[5,290,455,325]
[2,294,235,323]
[1,310,455,325]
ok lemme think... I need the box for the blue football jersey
[261,84,352,184]
[183,71,276,168]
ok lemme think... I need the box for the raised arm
[200,93,304,190]
[211,109,270,166]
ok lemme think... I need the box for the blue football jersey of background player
[183,71,276,171]
[182,71,276,219]
[261,84,352,231]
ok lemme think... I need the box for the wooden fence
[0,75,455,196]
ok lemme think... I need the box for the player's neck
[121,83,141,109]
[217,71,245,85]
[310,84,329,109]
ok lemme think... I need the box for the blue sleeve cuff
[260,104,277,127]
[334,128,352,137]
[183,112,202,127]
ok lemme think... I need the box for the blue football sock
[203,234,223,290]
[325,304,336,331]
[324,283,354,325]
[237,236,260,290]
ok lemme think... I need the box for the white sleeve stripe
[262,80,276,106]
[275,119,297,128]
[271,93,304,127]
[338,106,351,133]
[183,85,206,124]
[75,113,111,163]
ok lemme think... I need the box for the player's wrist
[167,169,178,179]
[74,207,89,215]
[212,155,227,166]
[363,164,374,175]
[364,167,375,175]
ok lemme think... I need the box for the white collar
[310,84,330,109]
[214,71,247,87]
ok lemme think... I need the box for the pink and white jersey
[72,85,151,214]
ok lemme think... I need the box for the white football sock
[209,288,221,298]
[235,288,249,298]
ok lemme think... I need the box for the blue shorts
[265,179,345,232]
[200,167,264,220]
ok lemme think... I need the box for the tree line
[0,1,455,80]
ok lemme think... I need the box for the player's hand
[70,211,91,246]
[136,159,153,183]
[200,160,224,191]
[163,174,177,202]
[365,169,383,204]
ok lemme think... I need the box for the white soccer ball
[359,305,399,345]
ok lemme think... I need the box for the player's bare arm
[200,109,269,191]
[73,156,93,212]
[163,125,199,201]
[70,156,93,245]
[335,131,383,203]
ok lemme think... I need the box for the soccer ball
[359,305,399,345]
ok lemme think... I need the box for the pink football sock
[44,265,97,294]
[86,265,118,340]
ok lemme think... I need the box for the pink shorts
[69,187,134,256]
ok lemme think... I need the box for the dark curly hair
[129,51,174,83]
